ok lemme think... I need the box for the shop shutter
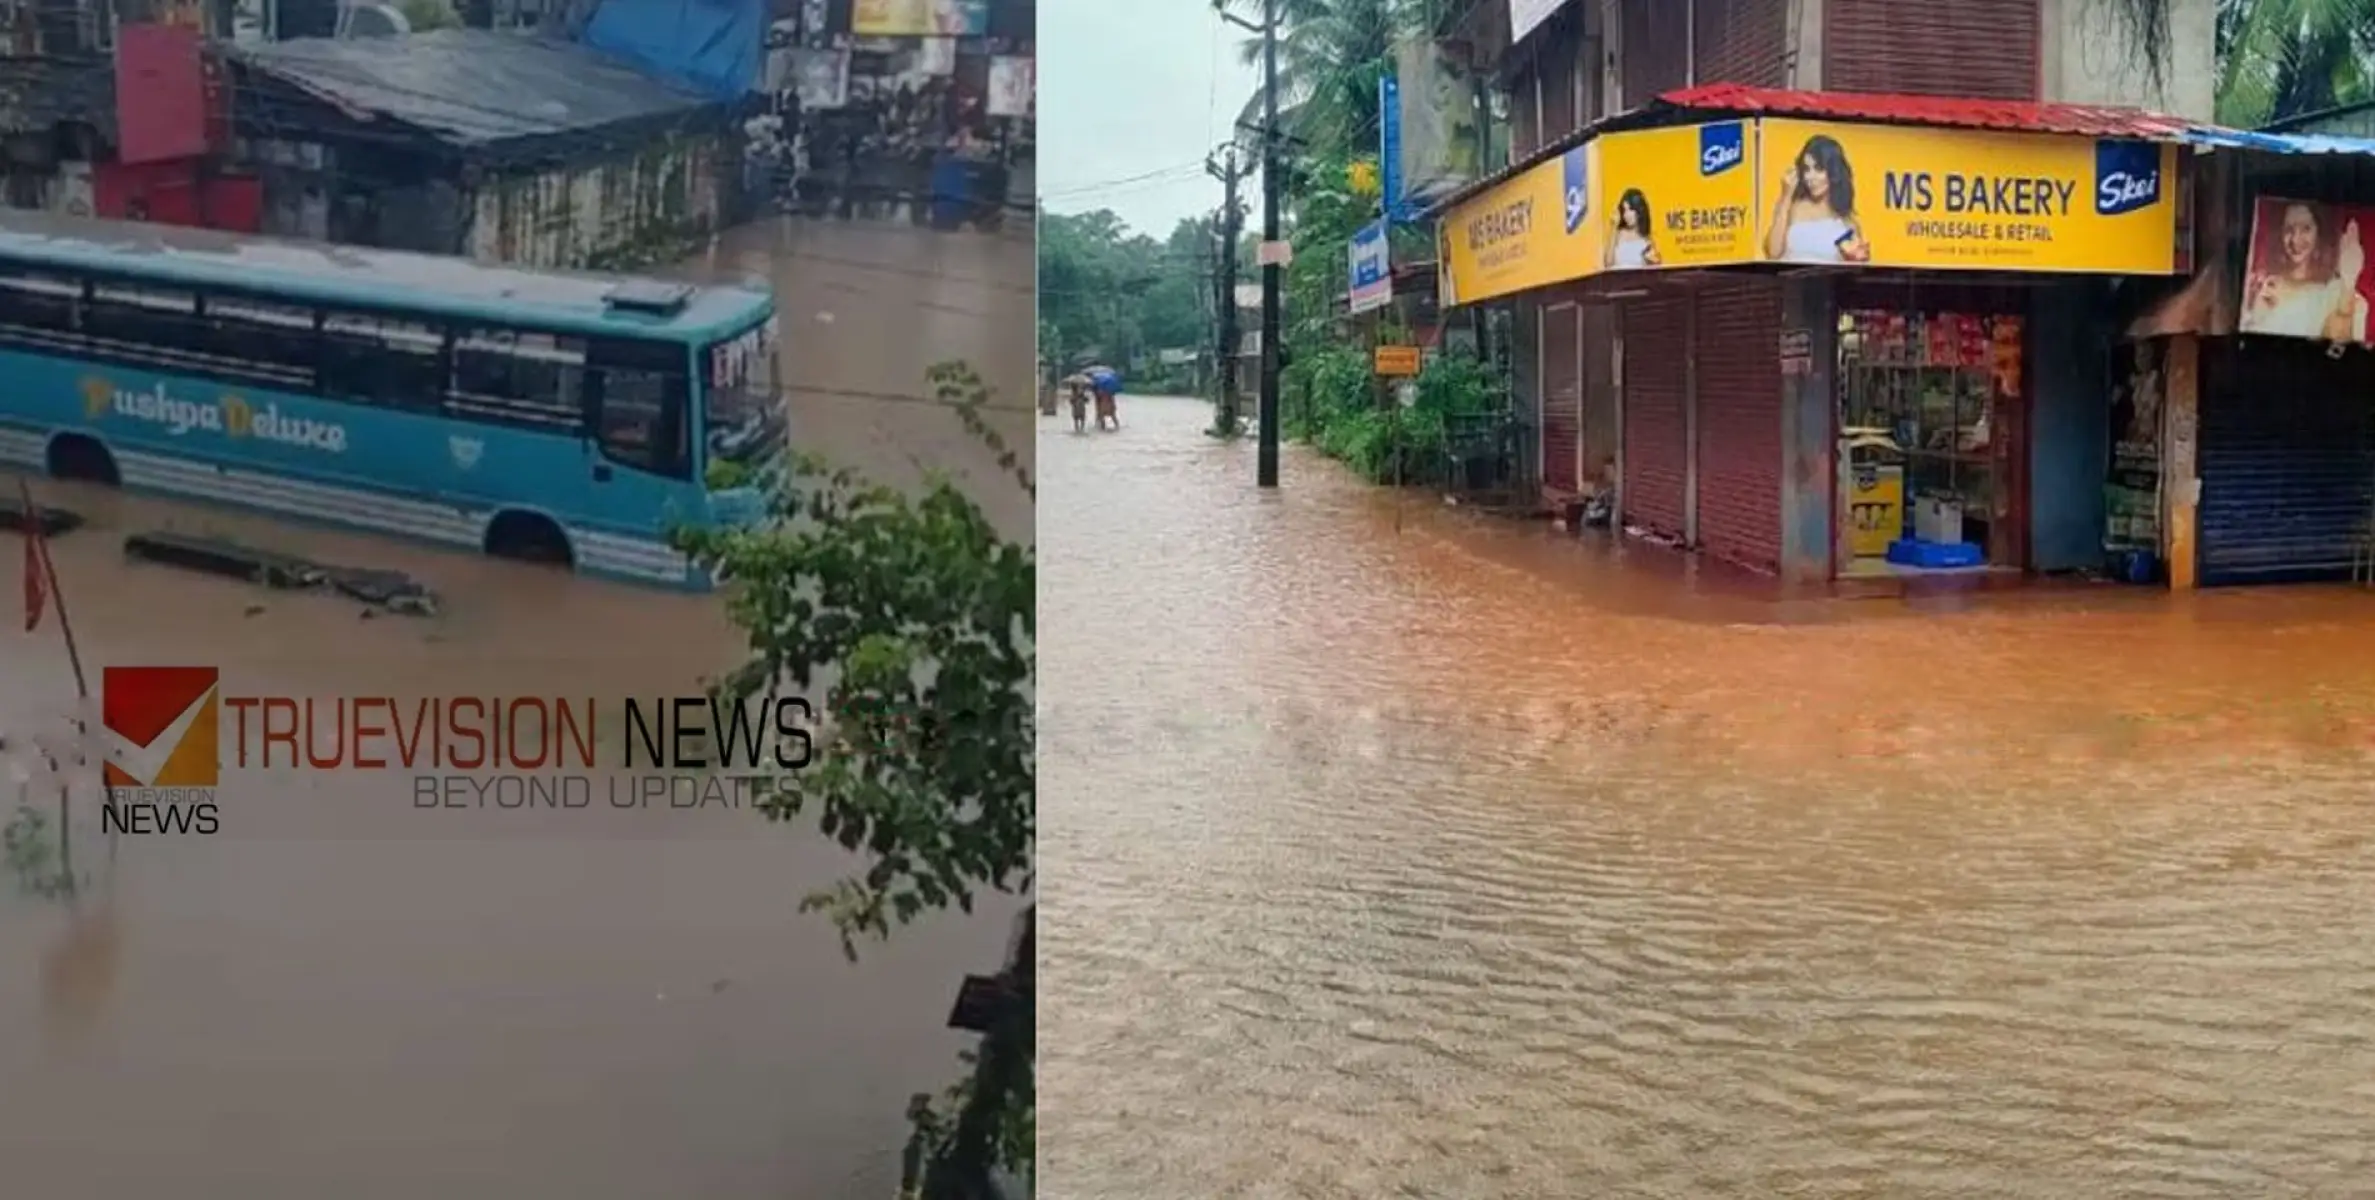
[1693,278,1785,573]
[1541,302,1582,494]
[1581,304,1619,492]
[1510,296,1541,492]
[1621,294,1690,541]
[2198,339,2375,585]
[1693,0,1790,89]
[1823,0,2038,100]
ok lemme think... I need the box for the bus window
[321,310,446,411]
[450,327,585,431]
[86,281,202,359]
[201,294,319,384]
[590,338,688,478]
[0,270,80,345]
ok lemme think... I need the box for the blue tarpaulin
[582,0,765,99]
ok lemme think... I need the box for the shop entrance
[1833,294,2029,577]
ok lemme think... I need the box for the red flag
[21,521,45,633]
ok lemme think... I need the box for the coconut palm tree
[2216,0,2375,127]
[1223,0,1420,158]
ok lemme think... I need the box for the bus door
[583,335,696,536]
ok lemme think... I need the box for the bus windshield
[705,316,783,467]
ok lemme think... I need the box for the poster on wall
[852,0,987,36]
[1755,119,2180,274]
[788,47,850,109]
[2105,340,2163,554]
[2237,195,2375,343]
[987,56,1033,117]
[1594,121,1758,270]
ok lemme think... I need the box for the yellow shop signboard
[1595,120,1760,270]
[1755,118,2178,274]
[1439,144,1601,306]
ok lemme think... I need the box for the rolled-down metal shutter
[1693,278,1785,573]
[1823,0,2039,100]
[1541,302,1581,494]
[2199,339,2375,585]
[1622,294,1690,540]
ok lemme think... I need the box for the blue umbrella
[1088,367,1121,391]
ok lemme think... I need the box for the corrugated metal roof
[1658,83,2198,138]
[2173,126,2375,157]
[232,28,720,151]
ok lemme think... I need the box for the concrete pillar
[2161,333,2201,590]
[1682,297,1699,547]
[1778,273,1836,584]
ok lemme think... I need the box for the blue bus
[0,210,782,588]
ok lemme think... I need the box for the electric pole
[1205,143,1246,436]
[1256,0,1281,487]
[1217,0,1282,485]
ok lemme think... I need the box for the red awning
[1657,83,2197,140]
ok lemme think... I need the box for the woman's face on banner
[1799,153,1831,204]
[2281,203,2321,268]
[1620,197,1642,231]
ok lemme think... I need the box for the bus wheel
[485,511,572,569]
[47,435,118,486]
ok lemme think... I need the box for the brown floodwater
[0,216,1032,1198]
[1040,395,2375,1199]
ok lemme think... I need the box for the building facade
[1425,0,2218,584]
[228,29,736,269]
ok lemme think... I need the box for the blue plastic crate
[1885,538,1984,569]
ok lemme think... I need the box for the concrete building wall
[466,134,726,270]
[2038,0,2216,119]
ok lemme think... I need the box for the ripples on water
[1041,397,2375,1199]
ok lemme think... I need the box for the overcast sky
[1038,0,1262,239]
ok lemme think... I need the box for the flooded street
[0,218,1030,1198]
[1041,395,2375,1198]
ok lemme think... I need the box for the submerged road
[1041,394,2375,1198]
[0,217,1031,1198]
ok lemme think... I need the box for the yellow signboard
[853,0,931,34]
[1373,345,1421,376]
[1756,118,2178,274]
[1595,121,1760,270]
[1847,463,1904,558]
[1438,144,1601,307]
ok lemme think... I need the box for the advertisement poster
[987,56,1033,117]
[1756,118,2179,274]
[1348,220,1391,314]
[2237,195,2375,342]
[2105,339,2163,554]
[1438,143,1601,307]
[1594,120,1759,270]
[852,0,986,36]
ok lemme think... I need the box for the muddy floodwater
[0,218,1031,1197]
[1041,395,2375,1199]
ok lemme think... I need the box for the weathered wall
[2038,0,2215,120]
[466,134,726,270]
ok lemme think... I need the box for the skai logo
[1561,147,1589,235]
[1699,122,1745,177]
[2094,139,2162,217]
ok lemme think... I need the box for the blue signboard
[1348,219,1391,313]
[1379,74,1406,224]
